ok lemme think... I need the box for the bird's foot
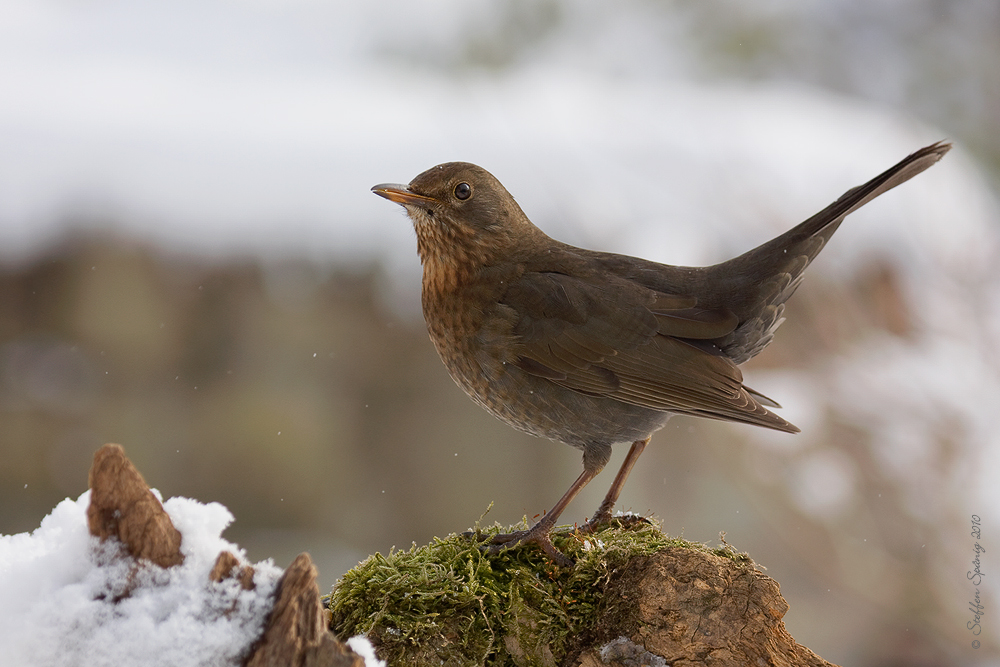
[483,522,574,567]
[580,508,651,535]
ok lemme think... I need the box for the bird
[372,142,950,565]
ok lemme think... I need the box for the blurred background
[2,1,999,664]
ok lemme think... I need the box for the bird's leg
[487,455,604,567]
[583,437,650,530]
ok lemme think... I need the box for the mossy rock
[326,518,752,667]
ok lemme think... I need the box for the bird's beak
[371,183,437,207]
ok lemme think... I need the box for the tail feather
[711,141,950,363]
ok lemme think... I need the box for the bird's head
[372,162,544,269]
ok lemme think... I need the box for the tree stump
[328,523,837,667]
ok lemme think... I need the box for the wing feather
[503,270,797,433]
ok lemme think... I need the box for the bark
[569,548,836,667]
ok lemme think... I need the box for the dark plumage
[373,142,950,564]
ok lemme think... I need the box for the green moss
[327,519,750,667]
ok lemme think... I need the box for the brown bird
[372,142,950,565]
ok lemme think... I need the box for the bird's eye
[454,182,472,200]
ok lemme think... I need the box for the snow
[0,491,381,667]
[347,636,387,667]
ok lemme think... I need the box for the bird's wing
[501,270,797,432]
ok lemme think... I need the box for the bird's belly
[435,334,671,450]
[424,286,671,450]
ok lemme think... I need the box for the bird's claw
[483,527,574,567]
[580,511,651,535]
